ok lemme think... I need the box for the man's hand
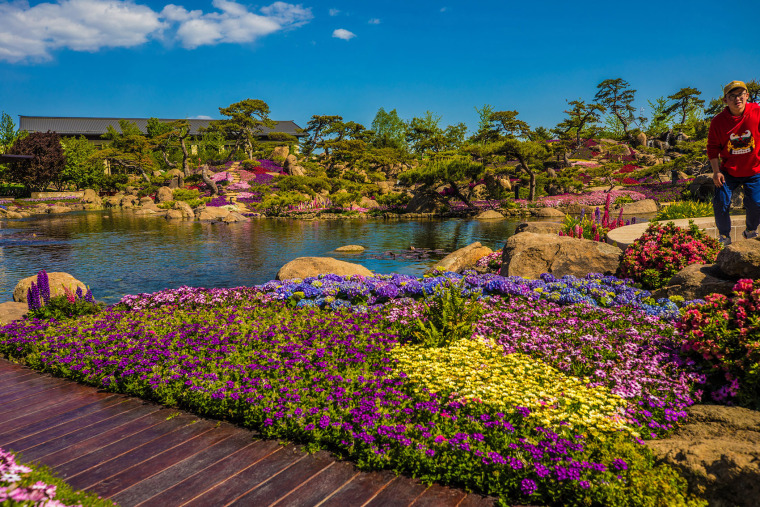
[713,172,725,188]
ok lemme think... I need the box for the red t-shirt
[707,101,760,177]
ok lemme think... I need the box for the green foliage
[6,131,66,191]
[211,98,275,160]
[276,175,332,197]
[595,78,645,139]
[654,201,713,221]
[679,279,760,409]
[617,221,721,290]
[371,107,407,151]
[406,281,483,348]
[405,111,467,155]
[256,190,303,213]
[0,111,21,153]
[375,191,410,208]
[556,99,606,146]
[645,96,676,138]
[172,188,201,201]
[28,294,103,321]
[664,87,705,127]
[60,135,103,190]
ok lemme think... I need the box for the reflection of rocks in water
[368,248,449,261]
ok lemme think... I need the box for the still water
[0,210,533,304]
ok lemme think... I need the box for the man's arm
[711,157,724,188]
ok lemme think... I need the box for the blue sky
[1,0,759,134]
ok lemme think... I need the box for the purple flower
[520,478,537,496]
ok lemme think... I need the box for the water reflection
[0,210,529,303]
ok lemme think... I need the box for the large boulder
[276,257,373,280]
[47,205,72,214]
[405,192,446,214]
[164,209,184,220]
[500,233,622,279]
[689,175,715,202]
[271,146,289,161]
[358,196,380,209]
[156,186,174,203]
[533,207,566,218]
[514,222,564,235]
[81,189,102,207]
[222,212,249,223]
[173,200,194,219]
[646,404,760,507]
[198,206,230,221]
[427,242,493,274]
[716,238,760,279]
[651,264,736,300]
[0,301,28,323]
[614,198,658,215]
[120,195,139,208]
[13,272,87,303]
[164,169,184,189]
[335,245,365,252]
[476,210,504,220]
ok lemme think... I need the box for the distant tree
[0,112,21,154]
[60,136,102,190]
[211,99,275,160]
[529,126,552,142]
[302,115,343,156]
[147,118,192,177]
[399,156,484,208]
[594,78,645,139]
[645,96,675,137]
[99,120,155,184]
[747,80,760,102]
[405,111,466,155]
[470,104,497,144]
[371,108,407,150]
[6,131,65,191]
[496,138,550,202]
[664,87,705,127]
[556,99,606,147]
[488,110,531,139]
[704,97,724,118]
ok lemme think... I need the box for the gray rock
[476,210,505,220]
[0,301,28,323]
[173,201,194,219]
[14,272,87,303]
[514,222,564,235]
[646,404,760,507]
[156,186,174,203]
[652,264,736,300]
[716,239,760,279]
[47,205,72,214]
[222,212,249,223]
[532,207,566,218]
[276,257,373,280]
[165,209,184,220]
[198,206,230,221]
[427,242,493,274]
[335,245,365,252]
[500,233,622,279]
[82,188,102,206]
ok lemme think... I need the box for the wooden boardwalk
[0,359,496,507]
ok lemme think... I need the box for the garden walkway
[606,215,747,249]
[0,358,497,507]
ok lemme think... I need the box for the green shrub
[655,201,713,221]
[617,221,721,290]
[406,281,483,348]
[679,279,760,409]
[172,188,200,201]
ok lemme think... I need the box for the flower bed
[0,273,708,506]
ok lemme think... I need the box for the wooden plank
[0,393,119,439]
[51,410,191,479]
[181,444,305,507]
[111,431,260,507]
[363,476,429,507]
[316,470,398,507]
[456,493,497,507]
[0,384,100,421]
[137,438,283,507]
[64,417,215,490]
[271,460,358,507]
[227,450,335,506]
[0,392,113,432]
[0,376,70,401]
[29,406,166,466]
[89,423,237,499]
[0,396,126,448]
[411,484,466,506]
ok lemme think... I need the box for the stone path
[0,358,497,507]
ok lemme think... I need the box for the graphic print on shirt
[727,130,755,155]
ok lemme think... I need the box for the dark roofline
[18,116,306,138]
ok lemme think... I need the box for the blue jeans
[712,171,760,237]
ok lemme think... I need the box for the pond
[0,210,540,303]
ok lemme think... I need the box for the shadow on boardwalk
[0,358,498,507]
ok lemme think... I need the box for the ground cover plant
[654,201,713,221]
[618,221,722,290]
[0,447,112,506]
[0,273,708,506]
[679,278,760,409]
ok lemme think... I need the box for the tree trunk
[516,154,536,202]
[180,136,191,178]
[201,164,218,196]
[448,181,473,208]
[160,149,177,169]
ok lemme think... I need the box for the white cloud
[332,28,355,40]
[328,8,339,16]
[440,6,448,12]
[368,18,380,24]
[0,0,313,62]
[188,115,213,119]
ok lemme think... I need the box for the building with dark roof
[18,116,305,147]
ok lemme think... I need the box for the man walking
[707,80,760,245]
